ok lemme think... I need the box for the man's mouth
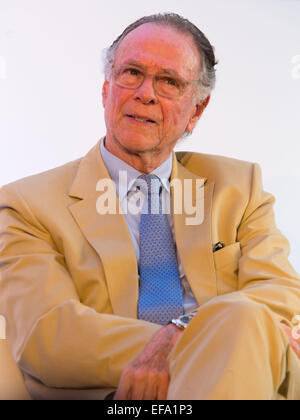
[126,114,157,124]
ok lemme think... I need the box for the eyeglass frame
[110,63,201,99]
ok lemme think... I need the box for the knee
[215,295,286,345]
[226,297,267,322]
[223,296,271,323]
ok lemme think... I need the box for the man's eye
[167,78,177,86]
[162,77,179,87]
[124,68,140,76]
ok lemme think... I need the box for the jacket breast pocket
[213,242,241,295]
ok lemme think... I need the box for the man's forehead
[114,23,201,76]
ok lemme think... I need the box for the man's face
[102,23,207,162]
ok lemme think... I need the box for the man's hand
[281,322,300,358]
[114,323,183,400]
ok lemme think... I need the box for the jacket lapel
[171,154,217,305]
[68,140,139,318]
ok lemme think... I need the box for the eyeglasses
[111,64,200,99]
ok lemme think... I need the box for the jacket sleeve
[0,185,160,389]
[236,163,300,321]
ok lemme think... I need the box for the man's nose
[133,76,158,105]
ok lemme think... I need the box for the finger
[281,323,300,342]
[114,373,133,400]
[129,370,148,400]
[142,371,169,400]
[143,373,159,400]
[280,323,300,358]
[157,372,170,400]
[281,323,293,338]
[114,385,130,400]
[290,338,300,358]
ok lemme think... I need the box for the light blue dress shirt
[100,138,198,314]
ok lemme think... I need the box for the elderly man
[0,13,300,401]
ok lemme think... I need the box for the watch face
[180,315,191,325]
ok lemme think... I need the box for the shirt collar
[100,137,173,203]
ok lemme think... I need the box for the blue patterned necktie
[137,174,184,325]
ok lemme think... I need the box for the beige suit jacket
[0,139,299,399]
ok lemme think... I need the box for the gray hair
[102,13,218,103]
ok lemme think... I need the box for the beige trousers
[168,294,300,400]
[1,295,299,400]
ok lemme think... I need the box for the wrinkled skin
[102,23,209,175]
[114,323,182,400]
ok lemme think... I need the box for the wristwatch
[171,311,197,330]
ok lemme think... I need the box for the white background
[0,0,299,271]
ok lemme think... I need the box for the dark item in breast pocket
[213,242,226,253]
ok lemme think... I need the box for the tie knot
[136,174,162,197]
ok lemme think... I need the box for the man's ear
[186,95,210,133]
[102,80,109,108]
